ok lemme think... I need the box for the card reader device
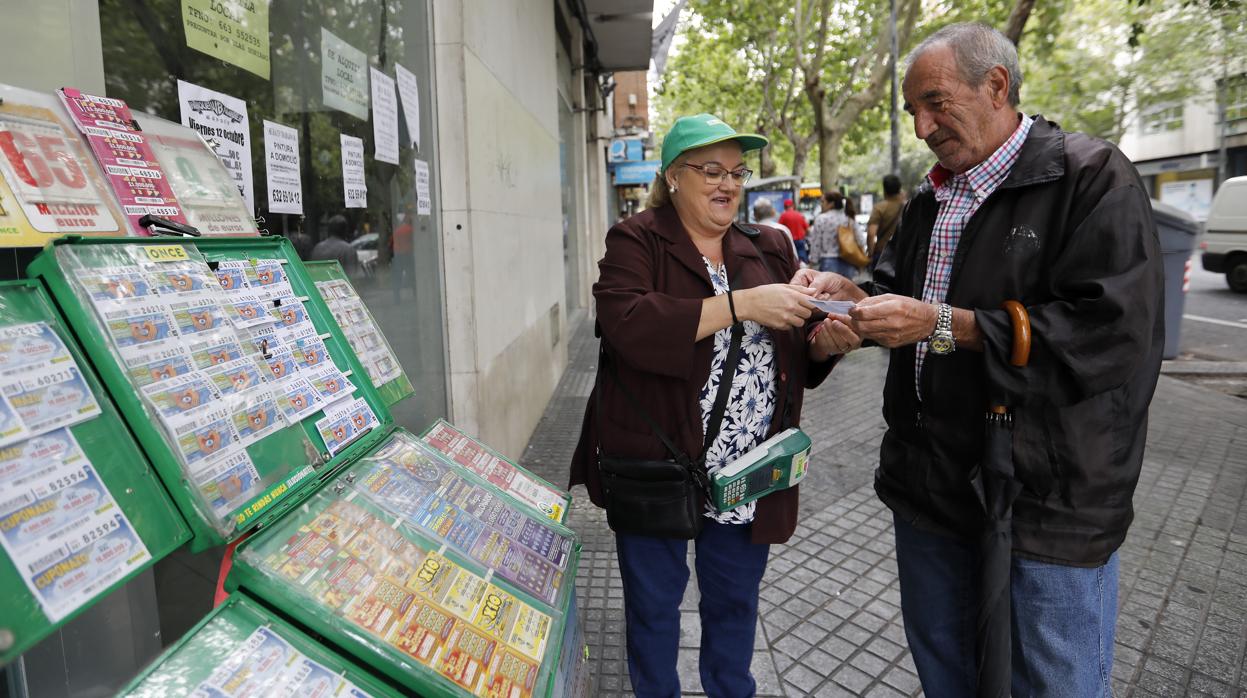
[711,427,812,511]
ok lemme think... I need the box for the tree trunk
[791,147,809,191]
[1004,0,1038,46]
[817,128,844,192]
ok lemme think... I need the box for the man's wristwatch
[927,302,955,355]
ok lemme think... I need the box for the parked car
[351,233,379,275]
[1199,176,1247,292]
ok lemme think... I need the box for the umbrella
[970,300,1031,698]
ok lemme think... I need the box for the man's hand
[789,270,868,302]
[849,294,938,348]
[809,314,861,360]
[738,284,816,330]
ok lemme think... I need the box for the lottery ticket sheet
[0,429,151,622]
[121,595,384,698]
[313,277,407,390]
[0,321,101,443]
[51,242,358,534]
[237,483,564,698]
[421,420,570,524]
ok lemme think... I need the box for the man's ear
[986,65,1011,108]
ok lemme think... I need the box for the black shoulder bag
[595,276,746,539]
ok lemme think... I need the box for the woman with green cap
[570,114,859,696]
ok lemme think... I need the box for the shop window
[98,0,449,429]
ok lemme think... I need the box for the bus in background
[741,175,801,223]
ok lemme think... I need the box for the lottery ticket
[77,269,158,304]
[275,376,323,422]
[169,297,229,337]
[146,266,218,297]
[0,322,73,375]
[213,260,257,291]
[122,342,194,386]
[307,365,354,404]
[315,398,376,456]
[102,301,177,349]
[0,428,81,485]
[169,404,240,469]
[202,358,266,397]
[197,626,296,696]
[228,388,285,446]
[186,331,247,369]
[1,362,101,437]
[226,292,280,329]
[140,371,220,419]
[191,449,262,515]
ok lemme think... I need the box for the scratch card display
[0,434,150,622]
[354,433,574,606]
[242,495,550,698]
[422,421,568,523]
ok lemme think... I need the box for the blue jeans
[818,256,859,277]
[794,238,809,263]
[893,515,1119,698]
[615,520,770,698]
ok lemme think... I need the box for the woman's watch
[927,302,955,355]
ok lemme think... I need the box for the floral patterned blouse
[699,258,778,524]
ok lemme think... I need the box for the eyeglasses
[682,162,753,186]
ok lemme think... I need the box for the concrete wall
[433,0,571,459]
[0,0,105,95]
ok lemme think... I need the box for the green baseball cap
[660,113,768,173]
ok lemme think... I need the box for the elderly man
[798,22,1163,696]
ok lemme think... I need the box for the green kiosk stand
[20,237,591,697]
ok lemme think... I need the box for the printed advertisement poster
[395,63,421,151]
[263,120,303,214]
[0,98,122,244]
[145,128,257,236]
[178,80,255,215]
[414,159,431,215]
[56,89,187,236]
[321,28,369,120]
[341,134,367,208]
[370,68,399,165]
[181,0,271,80]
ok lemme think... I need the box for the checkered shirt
[915,115,1033,394]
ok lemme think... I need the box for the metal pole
[1217,18,1229,189]
[889,0,900,176]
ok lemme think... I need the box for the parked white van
[1201,176,1247,292]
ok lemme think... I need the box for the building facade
[1119,72,1247,220]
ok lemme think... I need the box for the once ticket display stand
[24,236,590,697]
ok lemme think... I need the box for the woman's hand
[737,284,816,330]
[790,270,868,302]
[809,314,862,360]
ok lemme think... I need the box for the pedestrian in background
[779,197,810,262]
[570,113,854,698]
[807,190,862,277]
[797,22,1162,696]
[867,174,905,265]
[752,198,798,261]
[310,214,360,277]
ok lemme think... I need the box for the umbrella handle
[1002,300,1030,368]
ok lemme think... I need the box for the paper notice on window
[177,80,254,215]
[369,68,399,165]
[414,159,431,215]
[341,134,367,208]
[262,120,303,214]
[321,28,369,120]
[395,63,421,151]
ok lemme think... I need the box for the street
[1178,258,1247,363]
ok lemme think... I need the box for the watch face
[930,335,955,355]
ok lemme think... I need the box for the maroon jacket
[569,204,836,544]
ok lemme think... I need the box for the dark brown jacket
[569,204,836,544]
